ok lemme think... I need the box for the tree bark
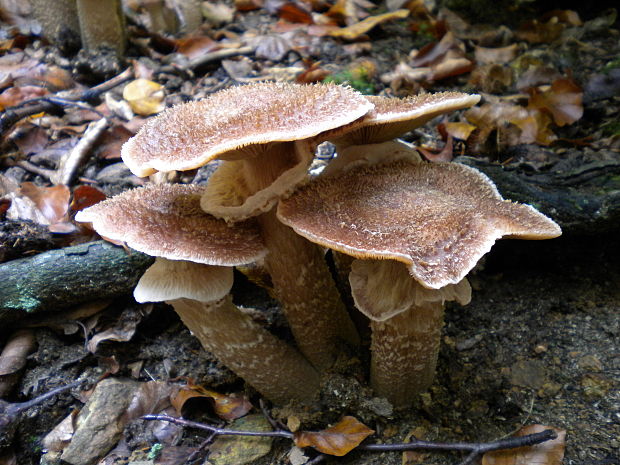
[457,157,620,234]
[0,241,153,323]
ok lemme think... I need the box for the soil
[1,1,619,465]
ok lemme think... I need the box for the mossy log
[0,241,153,323]
[458,157,620,235]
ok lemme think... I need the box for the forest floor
[0,1,619,464]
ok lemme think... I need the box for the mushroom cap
[349,259,471,321]
[200,140,314,222]
[76,183,266,265]
[121,82,374,177]
[278,160,561,289]
[134,257,233,303]
[329,92,481,146]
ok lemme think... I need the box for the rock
[510,359,547,390]
[207,414,273,465]
[61,378,140,465]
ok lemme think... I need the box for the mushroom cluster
[77,82,561,408]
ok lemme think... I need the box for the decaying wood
[0,241,153,323]
[458,157,620,234]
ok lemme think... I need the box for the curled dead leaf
[122,79,166,116]
[294,416,374,456]
[171,384,252,421]
[528,78,583,126]
[482,425,566,465]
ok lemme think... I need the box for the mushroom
[120,82,375,370]
[76,183,320,404]
[278,159,561,407]
[320,91,481,286]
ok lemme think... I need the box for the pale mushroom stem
[171,296,321,404]
[258,210,360,370]
[370,302,444,408]
[233,143,360,370]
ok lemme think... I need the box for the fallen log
[458,156,620,235]
[0,241,153,323]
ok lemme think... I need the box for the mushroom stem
[203,141,361,370]
[258,209,360,370]
[370,302,444,407]
[170,296,321,404]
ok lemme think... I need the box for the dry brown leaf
[528,78,583,126]
[474,44,519,65]
[515,18,564,44]
[418,135,454,162]
[482,425,566,465]
[278,2,314,24]
[42,410,78,453]
[122,79,165,116]
[86,305,152,353]
[70,185,107,213]
[171,384,252,421]
[235,0,264,11]
[124,381,176,421]
[443,121,476,140]
[294,416,374,456]
[0,330,36,396]
[0,85,48,110]
[329,9,409,40]
[176,36,220,59]
[19,183,71,225]
[468,64,513,94]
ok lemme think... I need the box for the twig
[14,160,55,180]
[0,380,82,434]
[52,117,109,185]
[0,68,133,136]
[159,46,255,74]
[142,414,293,439]
[142,414,558,465]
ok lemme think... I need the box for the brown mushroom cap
[76,183,266,265]
[329,92,481,146]
[134,258,233,303]
[121,82,374,177]
[278,160,561,289]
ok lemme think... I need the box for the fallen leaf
[482,425,566,465]
[516,18,564,44]
[122,79,166,116]
[443,121,476,140]
[70,185,107,212]
[474,44,519,65]
[87,304,152,353]
[19,183,71,225]
[42,410,78,453]
[0,329,36,396]
[294,416,374,456]
[468,64,513,94]
[0,85,48,110]
[329,9,409,40]
[418,135,454,162]
[278,2,314,24]
[235,0,264,11]
[528,78,583,126]
[171,383,252,420]
[176,35,220,59]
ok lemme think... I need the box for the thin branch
[52,117,109,185]
[0,68,133,136]
[143,414,558,465]
[142,414,294,440]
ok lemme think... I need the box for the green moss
[324,69,374,95]
[602,57,620,74]
[147,443,163,460]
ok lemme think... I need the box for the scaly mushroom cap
[329,92,481,146]
[121,82,374,177]
[349,259,471,321]
[76,183,266,265]
[134,258,233,303]
[278,160,561,289]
